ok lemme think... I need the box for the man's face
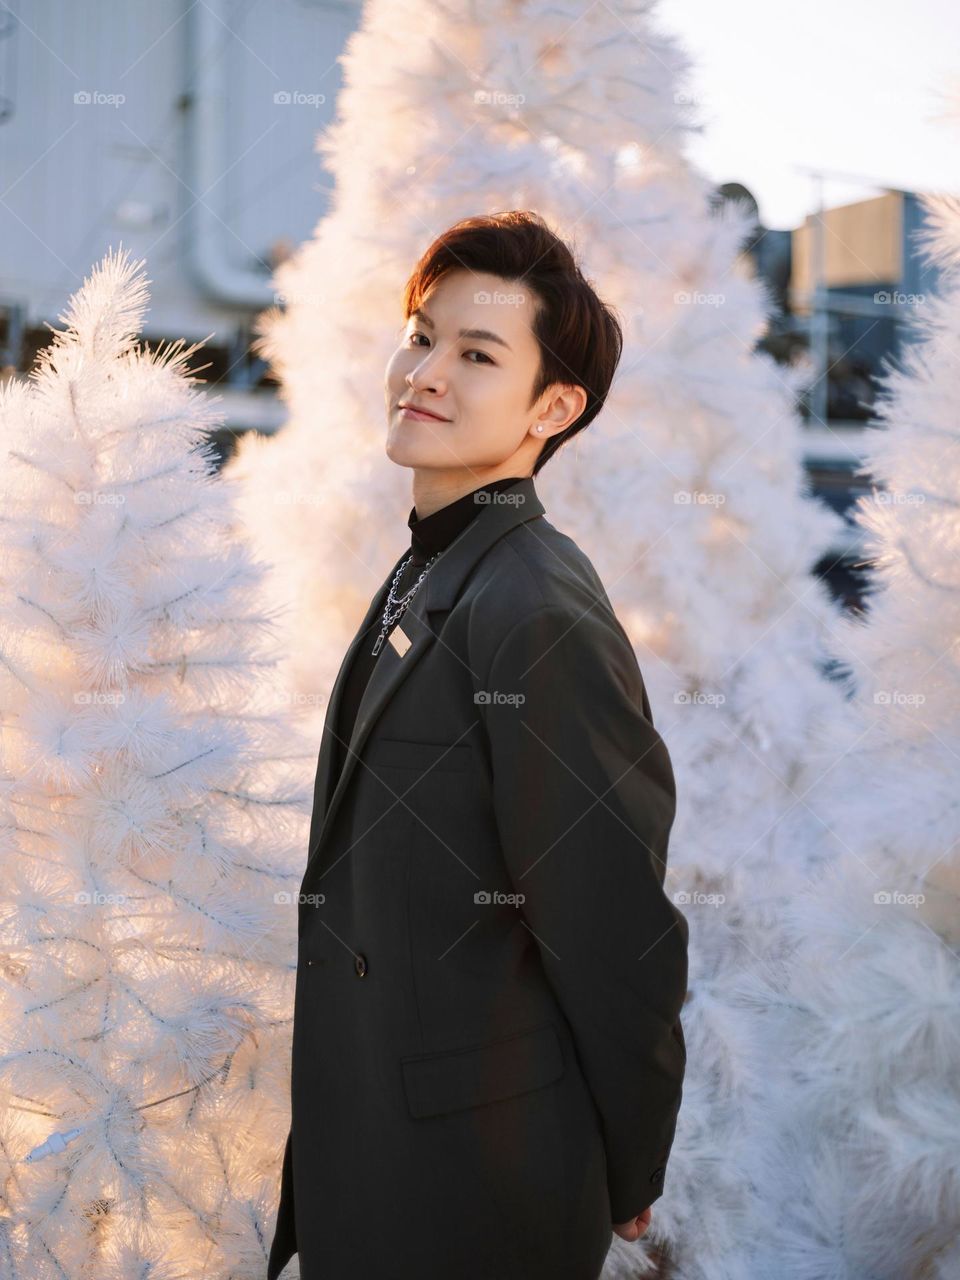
[383,269,549,473]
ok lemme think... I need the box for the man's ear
[535,383,587,437]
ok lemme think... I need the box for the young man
[268,211,689,1280]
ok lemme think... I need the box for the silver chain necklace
[371,551,440,655]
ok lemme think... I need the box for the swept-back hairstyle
[401,211,623,474]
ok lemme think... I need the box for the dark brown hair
[401,211,623,475]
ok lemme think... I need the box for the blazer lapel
[303,476,545,884]
[305,547,408,859]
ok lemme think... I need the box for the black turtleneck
[329,476,527,786]
[407,475,526,566]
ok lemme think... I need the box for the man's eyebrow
[408,307,512,351]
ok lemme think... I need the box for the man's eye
[406,333,493,365]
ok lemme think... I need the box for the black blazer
[268,476,688,1280]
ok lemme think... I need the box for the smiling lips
[399,403,451,422]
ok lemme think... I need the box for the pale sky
[654,0,960,228]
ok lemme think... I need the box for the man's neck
[411,468,531,520]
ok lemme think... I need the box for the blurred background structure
[0,0,954,612]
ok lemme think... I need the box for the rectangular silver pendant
[388,624,411,657]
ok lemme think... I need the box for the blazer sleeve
[479,601,689,1224]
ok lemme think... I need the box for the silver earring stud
[536,425,543,432]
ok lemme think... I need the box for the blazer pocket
[401,1022,565,1119]
[366,737,472,773]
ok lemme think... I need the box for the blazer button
[650,1166,665,1184]
[354,952,368,977]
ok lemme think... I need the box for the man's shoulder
[471,515,603,610]
[463,515,626,664]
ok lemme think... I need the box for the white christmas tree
[739,192,960,1280]
[226,2,851,1275]
[0,249,310,1278]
